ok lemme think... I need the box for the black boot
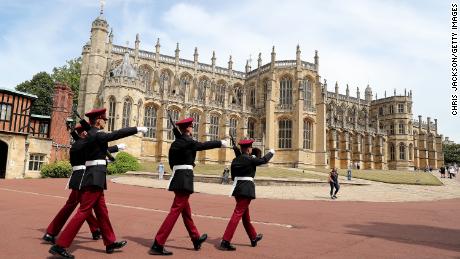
[192,233,207,250]
[49,245,74,258]
[106,240,127,254]
[42,233,55,244]
[92,229,101,240]
[220,240,236,251]
[149,240,173,256]
[251,233,263,247]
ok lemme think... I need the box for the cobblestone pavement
[111,173,460,202]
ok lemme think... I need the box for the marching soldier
[49,108,148,258]
[149,117,227,256]
[220,139,275,251]
[42,124,126,244]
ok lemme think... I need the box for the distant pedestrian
[356,162,360,170]
[221,166,230,184]
[347,163,352,181]
[158,162,165,180]
[439,166,446,178]
[448,166,454,179]
[329,168,340,199]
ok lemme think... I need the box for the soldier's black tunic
[168,134,221,193]
[80,126,138,189]
[230,152,273,199]
[67,136,119,190]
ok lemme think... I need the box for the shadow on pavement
[345,222,460,252]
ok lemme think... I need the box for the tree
[51,57,82,110]
[444,143,460,164]
[16,72,54,115]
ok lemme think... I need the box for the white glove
[137,126,148,134]
[252,155,256,158]
[268,149,275,155]
[117,143,127,150]
[221,140,228,147]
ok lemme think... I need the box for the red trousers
[56,187,116,248]
[46,189,99,236]
[154,192,200,245]
[222,197,257,242]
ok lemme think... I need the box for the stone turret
[365,84,372,102]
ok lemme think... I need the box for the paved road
[0,179,459,258]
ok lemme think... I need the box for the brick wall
[49,83,73,162]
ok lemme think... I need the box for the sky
[0,0,458,141]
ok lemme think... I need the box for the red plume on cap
[85,108,107,120]
[238,139,254,146]
[175,117,194,128]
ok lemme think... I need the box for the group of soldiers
[42,107,275,258]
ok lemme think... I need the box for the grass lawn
[139,160,328,181]
[309,168,443,186]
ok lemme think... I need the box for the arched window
[303,120,312,149]
[263,80,269,106]
[190,112,200,140]
[139,66,152,93]
[390,124,395,135]
[279,77,292,107]
[144,106,157,138]
[235,86,242,104]
[215,82,226,106]
[399,143,406,160]
[209,115,219,141]
[390,143,395,161]
[303,78,312,108]
[249,87,256,107]
[389,105,394,114]
[229,117,238,137]
[278,119,292,148]
[167,109,179,140]
[248,120,255,139]
[122,98,132,128]
[198,79,207,102]
[160,71,170,93]
[179,75,190,96]
[108,97,116,131]
[379,107,384,116]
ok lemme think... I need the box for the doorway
[0,140,7,178]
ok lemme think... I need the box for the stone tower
[78,12,109,115]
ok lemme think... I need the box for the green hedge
[107,152,140,175]
[40,160,72,178]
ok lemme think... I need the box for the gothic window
[190,112,200,140]
[122,98,132,128]
[399,143,406,160]
[229,118,238,137]
[160,71,170,93]
[108,97,116,131]
[215,82,226,106]
[278,119,292,148]
[390,143,395,161]
[279,77,293,107]
[198,79,207,102]
[263,80,269,106]
[209,115,219,141]
[167,109,179,140]
[249,87,256,107]
[399,123,405,134]
[248,119,255,139]
[144,106,157,138]
[139,66,152,93]
[234,86,242,104]
[379,107,384,116]
[179,75,190,96]
[389,105,394,114]
[303,120,312,149]
[390,124,395,135]
[303,78,312,108]
[398,103,404,113]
